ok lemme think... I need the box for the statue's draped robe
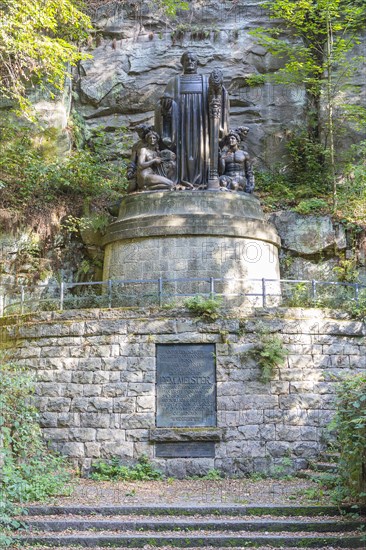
[156,74,229,187]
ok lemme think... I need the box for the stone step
[24,504,360,517]
[15,533,365,548]
[296,469,337,482]
[17,505,365,548]
[309,462,338,473]
[321,452,341,463]
[24,517,363,533]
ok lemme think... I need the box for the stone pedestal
[103,191,281,306]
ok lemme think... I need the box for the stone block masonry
[1,307,364,477]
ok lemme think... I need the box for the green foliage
[0,121,127,211]
[251,0,365,93]
[0,359,72,505]
[81,213,110,233]
[245,324,289,383]
[333,259,359,283]
[336,140,366,225]
[91,455,163,481]
[316,284,357,310]
[247,472,267,481]
[0,0,92,116]
[270,458,295,480]
[251,0,366,209]
[331,374,366,503]
[283,277,361,310]
[0,505,27,546]
[256,169,296,210]
[286,133,331,193]
[301,486,327,501]
[294,198,329,215]
[201,469,223,480]
[62,213,110,235]
[257,334,289,383]
[62,289,109,310]
[256,134,332,212]
[158,0,189,17]
[344,289,366,321]
[184,295,222,321]
[245,74,267,87]
[189,469,223,480]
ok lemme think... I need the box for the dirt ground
[28,476,330,507]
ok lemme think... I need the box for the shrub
[256,170,296,210]
[331,374,366,503]
[91,455,163,481]
[294,198,329,215]
[346,289,366,321]
[256,334,289,383]
[0,121,127,211]
[240,323,289,383]
[184,295,222,321]
[336,140,366,225]
[283,282,312,307]
[0,359,72,544]
[202,469,223,480]
[333,259,359,283]
[286,133,331,194]
[0,359,72,503]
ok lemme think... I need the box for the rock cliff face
[269,212,348,282]
[72,0,306,163]
[71,0,365,164]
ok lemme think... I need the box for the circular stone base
[103,191,281,306]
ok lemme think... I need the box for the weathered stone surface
[59,442,85,458]
[85,442,101,457]
[69,428,96,441]
[270,212,346,255]
[70,0,313,165]
[103,193,281,309]
[280,256,337,281]
[80,413,110,428]
[150,428,223,442]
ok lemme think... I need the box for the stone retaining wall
[1,307,364,477]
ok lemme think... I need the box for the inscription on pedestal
[156,344,216,428]
[156,442,215,458]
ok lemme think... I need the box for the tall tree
[0,0,92,116]
[251,0,366,205]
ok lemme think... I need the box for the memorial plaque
[156,344,216,428]
[156,442,215,458]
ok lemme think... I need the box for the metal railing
[0,277,365,317]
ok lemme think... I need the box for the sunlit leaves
[0,0,92,116]
[252,0,365,90]
[332,374,366,502]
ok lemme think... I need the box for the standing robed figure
[155,51,229,188]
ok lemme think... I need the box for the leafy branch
[0,0,92,117]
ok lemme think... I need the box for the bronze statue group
[127,51,254,194]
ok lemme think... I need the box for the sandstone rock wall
[1,307,364,477]
[72,0,365,165]
[269,211,349,282]
[73,0,304,163]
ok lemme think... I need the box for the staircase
[298,451,340,485]
[16,504,365,548]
